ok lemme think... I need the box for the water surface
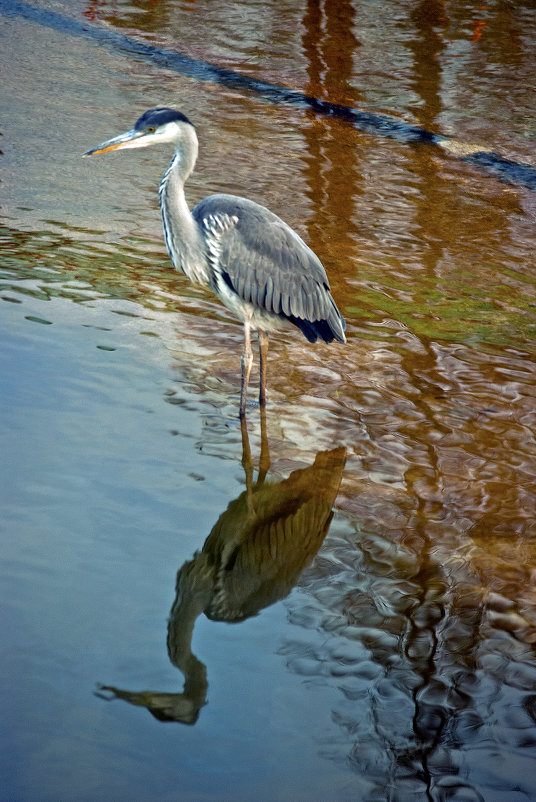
[2,1,536,800]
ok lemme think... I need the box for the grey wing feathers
[193,195,346,343]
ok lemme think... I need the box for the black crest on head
[134,107,194,131]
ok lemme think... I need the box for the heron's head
[83,107,196,156]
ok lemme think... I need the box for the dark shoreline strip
[2,0,536,190]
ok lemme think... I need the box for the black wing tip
[289,316,346,344]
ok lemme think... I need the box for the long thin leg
[256,405,270,485]
[240,321,253,418]
[240,415,254,496]
[258,330,269,407]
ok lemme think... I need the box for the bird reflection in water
[97,414,346,724]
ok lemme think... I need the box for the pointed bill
[83,129,146,156]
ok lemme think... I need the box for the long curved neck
[158,131,209,285]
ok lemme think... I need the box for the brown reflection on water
[409,0,446,133]
[302,0,361,107]
[282,330,536,795]
[300,0,362,293]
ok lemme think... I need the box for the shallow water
[2,1,536,800]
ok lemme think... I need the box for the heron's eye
[146,126,156,133]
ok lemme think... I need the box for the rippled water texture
[2,1,536,801]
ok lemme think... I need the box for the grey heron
[84,107,346,416]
